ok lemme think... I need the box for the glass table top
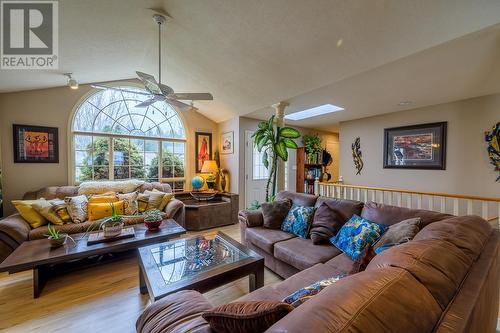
[149,234,249,285]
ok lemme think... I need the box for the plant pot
[103,221,124,238]
[144,218,162,231]
[206,180,216,190]
[49,234,68,248]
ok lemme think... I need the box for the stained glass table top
[138,231,264,301]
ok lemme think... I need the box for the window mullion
[158,141,163,182]
[109,137,114,181]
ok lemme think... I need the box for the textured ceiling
[1,0,500,127]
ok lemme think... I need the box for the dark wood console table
[175,192,239,231]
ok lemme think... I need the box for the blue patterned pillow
[282,275,345,308]
[281,205,316,238]
[329,215,387,260]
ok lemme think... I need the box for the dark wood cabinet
[296,147,322,194]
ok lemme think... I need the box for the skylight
[284,104,344,121]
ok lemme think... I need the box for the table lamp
[201,160,218,191]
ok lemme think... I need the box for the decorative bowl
[49,234,68,248]
[103,222,124,238]
[145,219,162,231]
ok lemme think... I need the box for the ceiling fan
[92,13,213,111]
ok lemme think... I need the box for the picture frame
[195,132,212,173]
[383,122,447,170]
[220,131,234,154]
[13,124,59,163]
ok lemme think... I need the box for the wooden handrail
[318,182,500,202]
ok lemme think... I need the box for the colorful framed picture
[195,132,212,172]
[383,122,447,170]
[221,131,234,154]
[13,124,59,163]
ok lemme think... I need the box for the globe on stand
[191,176,205,191]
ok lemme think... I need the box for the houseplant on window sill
[144,209,162,231]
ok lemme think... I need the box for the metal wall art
[352,137,363,175]
[485,122,500,181]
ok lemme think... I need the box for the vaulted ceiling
[1,0,500,130]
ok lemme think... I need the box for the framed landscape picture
[383,122,447,169]
[13,124,59,163]
[221,131,234,154]
[195,132,212,172]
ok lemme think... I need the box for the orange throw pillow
[88,200,124,221]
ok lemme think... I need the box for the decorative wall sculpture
[352,137,363,175]
[485,122,500,181]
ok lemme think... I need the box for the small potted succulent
[47,224,71,248]
[205,174,216,191]
[144,209,162,231]
[101,203,124,238]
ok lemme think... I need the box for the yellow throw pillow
[137,193,149,213]
[32,199,65,225]
[88,200,125,221]
[50,199,73,223]
[12,200,48,228]
[88,192,119,204]
[145,190,173,211]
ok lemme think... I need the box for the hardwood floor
[0,224,282,333]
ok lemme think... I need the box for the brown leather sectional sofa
[0,182,185,263]
[137,191,499,333]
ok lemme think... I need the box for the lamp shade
[201,160,218,173]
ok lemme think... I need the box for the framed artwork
[13,124,59,163]
[383,122,447,169]
[221,131,234,154]
[195,132,212,172]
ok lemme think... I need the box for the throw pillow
[261,199,292,229]
[118,191,139,215]
[151,189,174,211]
[32,199,65,225]
[50,199,73,223]
[281,205,316,238]
[330,215,387,260]
[12,199,48,228]
[88,200,125,221]
[349,245,377,274]
[65,195,89,223]
[144,190,173,211]
[137,193,149,213]
[309,203,346,244]
[88,192,119,204]
[282,275,345,308]
[372,217,421,251]
[202,301,293,333]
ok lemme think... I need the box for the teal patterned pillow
[329,215,387,260]
[281,205,316,238]
[282,275,345,308]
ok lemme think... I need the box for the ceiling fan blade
[159,83,174,96]
[91,84,151,96]
[172,92,213,101]
[136,71,162,95]
[135,98,158,108]
[166,98,194,111]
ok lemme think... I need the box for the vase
[49,234,67,248]
[220,175,227,192]
[103,221,124,238]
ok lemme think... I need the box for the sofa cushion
[202,301,293,333]
[361,201,451,227]
[275,191,318,207]
[373,217,420,251]
[136,290,212,333]
[314,197,364,217]
[261,199,292,229]
[309,203,344,244]
[366,239,473,310]
[266,267,442,333]
[281,204,315,238]
[324,252,355,272]
[245,227,295,254]
[274,237,341,271]
[413,215,492,261]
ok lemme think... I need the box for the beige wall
[339,93,500,198]
[0,82,218,215]
[217,118,239,194]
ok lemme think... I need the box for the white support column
[273,101,289,193]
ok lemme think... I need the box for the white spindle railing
[315,182,500,228]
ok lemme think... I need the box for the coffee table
[138,231,264,301]
[0,220,186,298]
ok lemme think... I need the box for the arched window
[71,86,186,191]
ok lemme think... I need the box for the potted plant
[302,134,322,163]
[144,209,162,231]
[101,203,124,238]
[205,174,216,190]
[252,115,301,201]
[47,224,71,248]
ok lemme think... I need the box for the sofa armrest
[136,290,212,333]
[238,209,264,228]
[0,213,31,262]
[164,198,185,227]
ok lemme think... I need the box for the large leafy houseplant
[252,115,301,201]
